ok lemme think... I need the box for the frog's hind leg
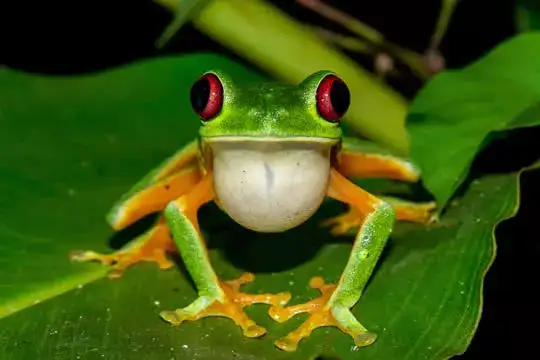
[161,173,291,338]
[336,137,422,182]
[108,139,200,230]
[107,166,201,231]
[322,196,437,236]
[71,167,200,277]
[323,138,437,233]
[379,196,438,223]
[70,142,201,278]
[70,216,175,278]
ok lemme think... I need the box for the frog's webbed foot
[322,198,438,236]
[320,206,365,236]
[269,277,375,351]
[161,272,291,338]
[69,221,175,278]
[381,197,438,224]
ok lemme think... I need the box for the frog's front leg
[160,172,291,337]
[269,168,395,351]
[70,166,200,277]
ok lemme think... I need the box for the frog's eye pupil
[190,73,223,121]
[315,74,350,122]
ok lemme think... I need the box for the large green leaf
[516,0,540,32]
[0,54,266,318]
[407,32,540,209]
[0,53,531,359]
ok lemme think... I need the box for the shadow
[167,251,196,291]
[452,126,540,202]
[457,162,540,359]
[107,213,159,250]
[201,201,353,274]
[445,126,540,359]
[382,180,436,203]
[103,181,406,284]
[202,198,397,284]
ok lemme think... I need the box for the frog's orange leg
[325,147,437,232]
[109,166,201,230]
[323,196,437,236]
[336,149,421,182]
[108,139,200,230]
[160,173,291,338]
[70,166,201,278]
[70,216,175,278]
[270,168,394,351]
[380,196,438,222]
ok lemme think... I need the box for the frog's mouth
[202,136,340,144]
[203,136,339,158]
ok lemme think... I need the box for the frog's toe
[161,272,291,338]
[380,197,439,224]
[70,248,174,278]
[269,277,375,351]
[69,223,175,278]
[70,250,108,265]
[320,207,363,236]
[403,200,438,224]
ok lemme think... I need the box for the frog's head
[190,70,350,144]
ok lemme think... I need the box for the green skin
[198,71,342,139]
[160,71,395,347]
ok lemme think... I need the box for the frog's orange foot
[161,272,291,338]
[69,248,174,278]
[69,223,175,278]
[321,207,363,236]
[269,277,376,352]
[387,199,438,224]
[322,200,439,236]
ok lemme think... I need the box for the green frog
[71,71,436,351]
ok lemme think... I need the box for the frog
[70,70,437,351]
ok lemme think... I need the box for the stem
[296,0,384,44]
[297,0,431,79]
[430,0,458,49]
[154,0,212,48]
[312,27,374,55]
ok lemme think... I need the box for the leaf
[406,32,540,208]
[516,0,540,32]
[0,53,529,359]
[0,53,267,319]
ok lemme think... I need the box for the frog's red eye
[190,73,224,121]
[315,74,350,122]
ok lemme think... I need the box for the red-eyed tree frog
[71,71,436,351]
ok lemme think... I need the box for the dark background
[1,0,538,358]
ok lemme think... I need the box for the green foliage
[407,32,540,208]
[1,32,539,358]
[516,0,540,32]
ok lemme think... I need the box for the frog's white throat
[210,141,333,233]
